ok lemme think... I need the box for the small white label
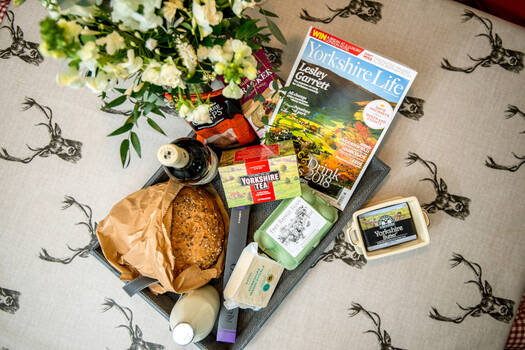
[363,100,393,130]
[266,197,327,257]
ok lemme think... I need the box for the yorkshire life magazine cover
[268,27,417,210]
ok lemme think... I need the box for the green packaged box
[254,184,338,270]
[218,141,302,208]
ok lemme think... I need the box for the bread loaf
[171,187,225,275]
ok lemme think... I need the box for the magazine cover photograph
[268,27,417,210]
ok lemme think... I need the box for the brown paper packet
[96,179,229,294]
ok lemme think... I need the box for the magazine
[267,27,417,210]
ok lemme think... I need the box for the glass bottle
[157,138,218,185]
[169,285,220,346]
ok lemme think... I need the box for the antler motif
[39,196,97,264]
[311,232,366,268]
[300,0,382,24]
[485,153,525,172]
[349,303,405,350]
[406,152,471,220]
[441,10,524,74]
[102,298,165,350]
[429,253,515,324]
[0,98,82,164]
[0,11,43,65]
[485,105,525,172]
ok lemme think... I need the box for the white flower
[231,39,252,63]
[159,57,185,88]
[145,38,158,51]
[133,82,144,92]
[192,0,222,38]
[207,44,232,63]
[96,32,125,55]
[80,27,101,35]
[111,0,163,32]
[86,71,117,92]
[57,19,82,39]
[162,0,184,22]
[213,62,226,74]
[186,103,211,124]
[243,63,257,80]
[142,60,162,85]
[61,4,97,18]
[77,41,99,71]
[222,81,242,99]
[118,49,143,74]
[100,62,126,77]
[232,0,255,16]
[177,103,193,118]
[196,45,210,61]
[176,41,198,73]
[56,67,85,88]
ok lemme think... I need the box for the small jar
[169,285,220,346]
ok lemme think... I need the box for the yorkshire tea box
[218,141,301,208]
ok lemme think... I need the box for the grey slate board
[91,156,389,350]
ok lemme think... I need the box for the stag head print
[262,45,283,69]
[0,287,20,314]
[39,196,98,264]
[485,105,525,172]
[102,298,165,350]
[0,11,43,65]
[300,0,383,24]
[406,152,471,220]
[0,98,82,164]
[429,253,515,324]
[349,303,405,350]
[441,10,523,74]
[311,231,367,269]
[399,96,425,121]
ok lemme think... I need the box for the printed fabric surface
[0,0,524,350]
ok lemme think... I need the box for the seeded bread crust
[170,187,225,275]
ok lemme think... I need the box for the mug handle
[345,221,360,246]
[422,209,430,227]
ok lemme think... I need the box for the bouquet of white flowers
[18,0,285,166]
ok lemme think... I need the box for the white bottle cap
[157,144,189,168]
[172,322,194,346]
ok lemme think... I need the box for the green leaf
[147,118,167,136]
[108,122,133,136]
[114,88,126,93]
[104,95,127,109]
[236,19,259,39]
[120,139,130,168]
[143,103,154,116]
[80,35,96,43]
[132,104,140,124]
[271,78,278,90]
[151,106,166,118]
[246,84,254,96]
[181,22,192,31]
[201,36,214,47]
[254,93,266,103]
[259,8,279,18]
[261,115,269,125]
[266,18,286,45]
[130,132,141,158]
[212,23,222,36]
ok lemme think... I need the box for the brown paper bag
[96,179,229,294]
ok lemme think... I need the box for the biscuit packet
[96,179,229,294]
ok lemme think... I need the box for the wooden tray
[91,156,389,349]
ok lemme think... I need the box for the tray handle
[123,276,159,297]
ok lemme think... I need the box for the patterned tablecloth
[1,1,524,349]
